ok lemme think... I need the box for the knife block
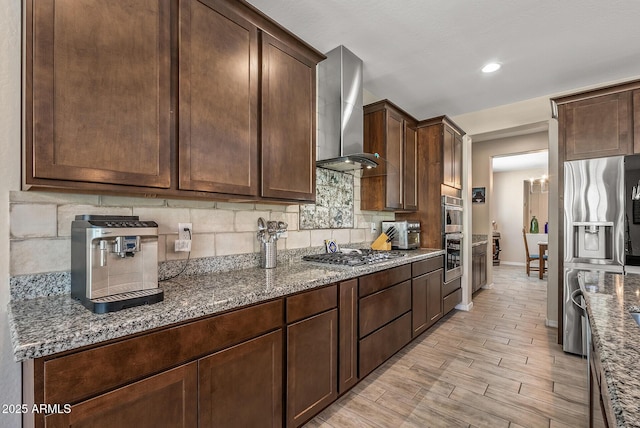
[371,233,391,251]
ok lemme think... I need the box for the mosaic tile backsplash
[300,168,354,229]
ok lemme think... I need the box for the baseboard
[545,319,558,328]
[499,261,526,266]
[455,301,473,311]
[481,282,494,289]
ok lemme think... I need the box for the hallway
[305,265,587,428]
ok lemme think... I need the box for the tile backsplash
[9,173,393,277]
[300,168,354,229]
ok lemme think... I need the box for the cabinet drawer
[287,284,337,323]
[359,312,411,377]
[359,264,411,297]
[359,280,411,338]
[443,277,461,297]
[44,300,283,405]
[412,257,443,277]
[443,288,462,314]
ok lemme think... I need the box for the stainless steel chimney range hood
[316,45,379,172]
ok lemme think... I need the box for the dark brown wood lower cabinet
[412,269,443,337]
[338,279,358,394]
[359,312,412,377]
[44,362,197,428]
[199,330,283,428]
[287,309,338,427]
[443,287,462,315]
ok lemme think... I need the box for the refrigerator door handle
[570,288,586,317]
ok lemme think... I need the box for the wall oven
[443,196,463,282]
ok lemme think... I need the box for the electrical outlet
[175,239,192,252]
[178,223,192,241]
[370,222,377,234]
[175,223,192,252]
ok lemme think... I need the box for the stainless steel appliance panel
[564,156,624,266]
[444,232,463,282]
[382,220,420,250]
[563,155,624,356]
[443,196,463,234]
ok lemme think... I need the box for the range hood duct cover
[316,45,378,172]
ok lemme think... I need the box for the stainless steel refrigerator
[563,155,624,355]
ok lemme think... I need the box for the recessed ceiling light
[482,62,501,73]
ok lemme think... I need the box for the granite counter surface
[8,249,443,362]
[581,272,640,427]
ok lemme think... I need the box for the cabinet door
[338,279,358,394]
[44,362,197,428]
[385,110,404,210]
[27,0,171,188]
[178,0,258,196]
[563,91,633,161]
[199,330,283,428]
[634,90,640,153]
[426,269,444,326]
[453,132,463,189]
[404,123,418,210]
[261,33,316,201]
[412,273,428,337]
[287,309,338,427]
[442,125,455,187]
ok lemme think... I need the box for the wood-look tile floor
[304,265,588,428]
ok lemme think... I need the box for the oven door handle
[446,233,464,240]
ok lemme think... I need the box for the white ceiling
[247,0,640,119]
[492,151,548,173]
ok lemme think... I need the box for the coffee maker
[71,215,163,313]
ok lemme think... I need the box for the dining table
[538,241,548,279]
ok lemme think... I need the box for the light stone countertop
[581,272,640,428]
[8,249,444,362]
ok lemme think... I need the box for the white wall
[1,1,23,426]
[493,168,547,264]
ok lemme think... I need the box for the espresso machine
[71,215,163,313]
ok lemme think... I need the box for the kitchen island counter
[8,249,443,362]
[582,272,640,428]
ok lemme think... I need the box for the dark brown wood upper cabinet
[261,33,316,202]
[24,0,323,203]
[178,0,259,196]
[361,100,418,211]
[442,123,463,189]
[560,91,633,161]
[404,122,418,210]
[25,0,172,189]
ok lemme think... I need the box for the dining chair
[522,228,547,276]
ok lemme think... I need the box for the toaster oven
[381,221,421,250]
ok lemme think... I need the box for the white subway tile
[350,228,366,243]
[216,202,255,211]
[132,207,190,235]
[331,229,351,245]
[310,230,331,247]
[255,203,286,212]
[58,205,132,237]
[10,204,57,238]
[10,238,70,275]
[191,209,235,233]
[215,232,255,256]
[189,233,216,259]
[285,231,311,249]
[166,199,216,209]
[10,190,100,205]
[100,195,166,207]
[235,211,270,232]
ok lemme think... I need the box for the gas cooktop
[302,250,406,267]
